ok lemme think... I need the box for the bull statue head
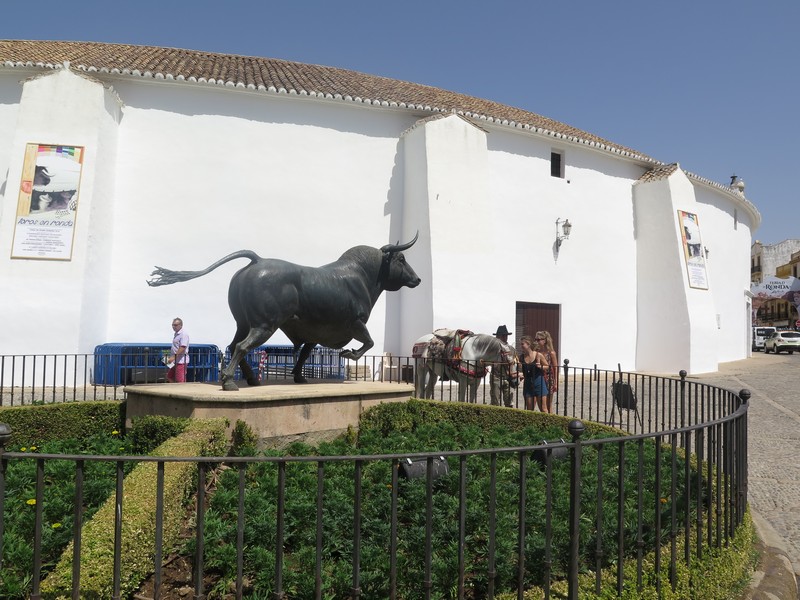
[379,231,420,291]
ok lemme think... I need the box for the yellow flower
[20,447,27,452]
[30,446,37,451]
[26,498,36,506]
[112,430,119,436]
[52,523,62,529]
[660,497,668,504]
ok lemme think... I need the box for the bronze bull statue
[148,233,420,390]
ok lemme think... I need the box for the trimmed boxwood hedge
[0,401,124,447]
[360,397,620,438]
[495,509,757,599]
[39,417,229,600]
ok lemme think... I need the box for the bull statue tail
[147,250,261,287]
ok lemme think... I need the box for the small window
[550,151,564,178]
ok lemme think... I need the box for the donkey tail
[147,250,261,287]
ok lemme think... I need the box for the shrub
[495,509,757,599]
[231,419,258,456]
[0,431,133,598]
[0,401,124,447]
[40,418,229,600]
[127,414,190,454]
[190,400,708,598]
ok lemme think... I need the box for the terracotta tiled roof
[636,163,680,184]
[0,39,763,225]
[0,39,654,161]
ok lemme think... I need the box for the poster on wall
[11,143,85,260]
[750,276,800,324]
[677,210,708,290]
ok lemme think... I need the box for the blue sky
[3,0,797,244]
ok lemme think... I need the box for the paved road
[689,351,800,578]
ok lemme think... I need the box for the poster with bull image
[11,143,84,260]
[678,210,709,290]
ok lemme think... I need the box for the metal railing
[0,351,745,437]
[0,350,749,598]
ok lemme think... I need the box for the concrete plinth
[124,380,414,446]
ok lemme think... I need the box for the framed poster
[11,143,85,260]
[678,210,708,290]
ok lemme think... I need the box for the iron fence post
[567,419,585,600]
[562,359,570,416]
[738,390,750,524]
[0,423,11,573]
[679,370,687,429]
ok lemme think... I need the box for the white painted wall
[634,170,728,374]
[105,79,415,354]
[482,129,644,370]
[0,72,23,225]
[0,67,758,375]
[0,69,122,355]
[693,183,756,362]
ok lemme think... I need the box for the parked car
[764,330,800,354]
[752,326,777,351]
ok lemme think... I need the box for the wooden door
[515,302,560,358]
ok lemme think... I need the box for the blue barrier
[93,343,221,385]
[224,345,344,381]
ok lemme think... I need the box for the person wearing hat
[490,325,517,407]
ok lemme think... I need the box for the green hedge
[0,401,124,447]
[362,397,620,439]
[40,418,229,600]
[495,509,757,599]
[369,400,755,600]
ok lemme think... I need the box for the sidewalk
[689,352,800,597]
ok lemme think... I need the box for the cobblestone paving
[687,352,800,577]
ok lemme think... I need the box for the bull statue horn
[381,231,419,253]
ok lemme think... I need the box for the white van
[752,326,777,351]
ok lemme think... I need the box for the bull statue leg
[292,342,316,384]
[339,321,374,361]
[222,325,274,391]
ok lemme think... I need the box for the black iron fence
[0,352,749,598]
[0,350,403,405]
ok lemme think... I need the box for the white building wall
[405,116,495,348]
[0,69,121,355]
[0,66,760,374]
[754,239,800,281]
[0,72,23,223]
[693,183,756,362]
[634,170,720,374]
[105,80,414,353]
[483,130,643,370]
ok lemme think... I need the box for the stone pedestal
[124,380,414,446]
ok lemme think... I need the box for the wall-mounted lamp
[555,217,572,249]
[704,246,710,259]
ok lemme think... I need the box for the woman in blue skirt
[518,335,549,411]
